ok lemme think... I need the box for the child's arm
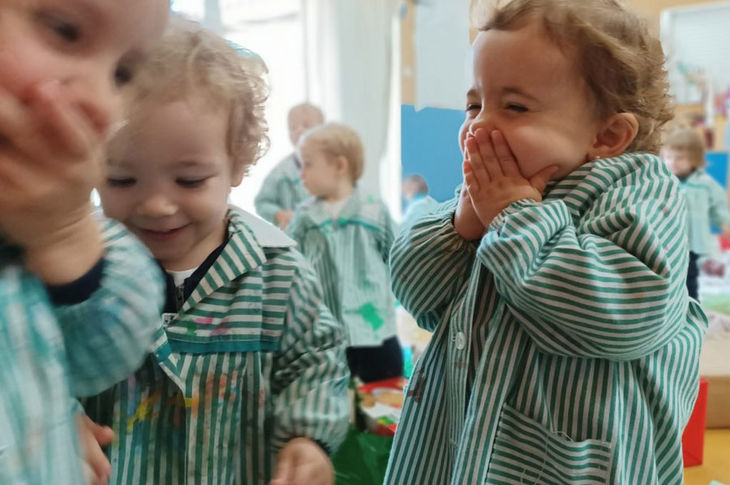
[51,221,163,397]
[707,176,730,234]
[285,208,303,243]
[255,171,286,225]
[479,193,688,361]
[270,252,349,458]
[390,198,477,332]
[379,201,397,264]
[0,80,106,284]
[0,81,162,395]
[466,132,690,361]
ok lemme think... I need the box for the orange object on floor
[682,378,708,467]
[684,429,730,485]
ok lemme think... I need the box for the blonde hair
[474,0,672,154]
[300,123,365,183]
[124,16,269,176]
[664,128,706,169]
[288,102,325,125]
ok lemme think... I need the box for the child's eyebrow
[106,158,128,168]
[175,160,215,169]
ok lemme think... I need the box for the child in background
[83,19,349,485]
[401,174,440,229]
[0,1,168,484]
[288,123,403,383]
[386,1,706,483]
[662,127,730,300]
[255,103,325,229]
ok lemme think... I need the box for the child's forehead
[298,137,322,153]
[664,146,690,155]
[89,0,169,53]
[471,24,583,92]
[289,107,322,124]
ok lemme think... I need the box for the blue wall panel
[401,105,463,202]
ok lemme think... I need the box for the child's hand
[76,415,113,485]
[454,184,486,241]
[464,129,557,228]
[0,81,104,283]
[270,437,333,485]
[275,210,295,230]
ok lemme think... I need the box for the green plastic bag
[333,426,394,485]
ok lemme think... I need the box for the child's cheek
[0,47,42,103]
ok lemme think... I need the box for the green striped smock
[254,154,309,224]
[0,222,162,485]
[386,153,707,484]
[287,187,398,347]
[679,168,730,256]
[84,208,349,485]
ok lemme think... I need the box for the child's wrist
[25,214,103,285]
[488,199,540,232]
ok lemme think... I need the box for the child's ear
[589,113,639,159]
[335,155,349,175]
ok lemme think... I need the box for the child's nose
[138,194,177,218]
[470,109,497,136]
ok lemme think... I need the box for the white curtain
[302,0,402,212]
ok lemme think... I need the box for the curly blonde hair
[300,123,365,184]
[474,0,673,154]
[124,16,269,176]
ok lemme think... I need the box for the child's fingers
[271,454,295,485]
[0,150,38,197]
[81,460,97,485]
[490,130,521,177]
[0,85,32,150]
[465,136,490,187]
[76,416,112,485]
[474,128,503,180]
[89,420,114,447]
[30,81,97,162]
[463,160,480,193]
[464,164,485,208]
[291,463,332,485]
[530,165,559,194]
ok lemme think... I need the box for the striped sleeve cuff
[488,199,540,233]
[46,257,105,306]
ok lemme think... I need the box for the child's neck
[323,182,355,203]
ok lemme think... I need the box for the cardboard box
[682,378,708,467]
[699,333,730,428]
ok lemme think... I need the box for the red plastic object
[720,235,730,252]
[358,377,407,394]
[682,378,708,467]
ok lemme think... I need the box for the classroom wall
[399,0,730,202]
[399,1,471,202]
[631,0,730,31]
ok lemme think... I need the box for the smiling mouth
[138,225,189,241]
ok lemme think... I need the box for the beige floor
[684,429,730,485]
